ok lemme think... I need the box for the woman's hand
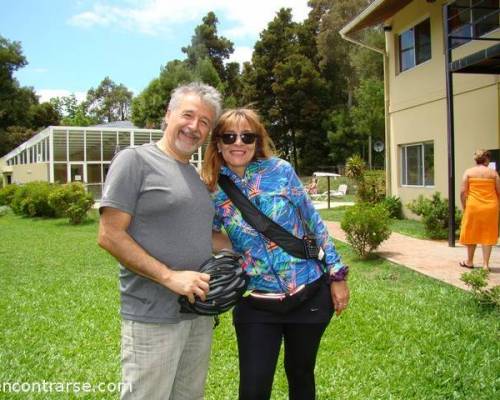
[330,281,350,316]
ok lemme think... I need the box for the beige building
[0,122,204,199]
[341,0,499,223]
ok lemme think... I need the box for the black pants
[235,322,329,400]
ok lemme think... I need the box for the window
[448,0,500,48]
[102,132,118,161]
[86,131,102,161]
[398,18,431,72]
[401,143,434,186]
[53,130,67,162]
[68,130,84,161]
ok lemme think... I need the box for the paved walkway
[325,221,500,290]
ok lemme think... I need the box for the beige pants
[121,317,214,400]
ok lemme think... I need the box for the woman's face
[217,119,257,177]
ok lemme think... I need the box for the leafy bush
[341,203,391,258]
[461,269,500,308]
[407,193,462,239]
[0,184,20,206]
[10,182,59,218]
[345,154,366,181]
[382,196,403,219]
[0,205,10,217]
[356,170,385,204]
[48,182,94,224]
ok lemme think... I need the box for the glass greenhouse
[0,123,204,199]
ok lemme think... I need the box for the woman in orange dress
[459,149,500,271]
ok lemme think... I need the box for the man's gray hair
[167,82,222,125]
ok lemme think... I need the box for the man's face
[163,94,215,162]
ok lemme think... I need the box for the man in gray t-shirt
[98,82,230,400]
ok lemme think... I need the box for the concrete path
[325,221,500,290]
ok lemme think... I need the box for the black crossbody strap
[218,175,310,259]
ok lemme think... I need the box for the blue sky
[1,0,310,103]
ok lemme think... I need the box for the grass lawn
[320,207,430,240]
[0,213,498,399]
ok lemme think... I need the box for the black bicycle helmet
[178,250,248,316]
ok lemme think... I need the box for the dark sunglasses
[218,132,258,145]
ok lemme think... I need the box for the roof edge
[340,0,387,37]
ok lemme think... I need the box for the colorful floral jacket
[211,157,344,293]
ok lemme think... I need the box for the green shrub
[382,195,403,219]
[0,205,10,217]
[341,203,391,258]
[10,182,58,218]
[407,192,462,239]
[461,269,500,308]
[0,184,20,206]
[48,182,94,224]
[356,170,385,204]
[345,154,366,181]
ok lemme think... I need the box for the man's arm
[98,207,209,303]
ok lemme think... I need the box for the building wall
[11,163,49,184]
[385,0,500,215]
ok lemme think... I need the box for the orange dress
[459,178,499,245]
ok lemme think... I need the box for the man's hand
[164,270,211,303]
[330,280,350,316]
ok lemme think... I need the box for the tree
[313,0,385,168]
[182,11,234,82]
[242,8,331,173]
[315,0,372,105]
[131,60,195,128]
[243,9,301,163]
[351,78,385,168]
[0,126,35,156]
[224,62,243,107]
[0,36,36,130]
[349,29,384,82]
[50,95,97,127]
[0,35,40,155]
[194,58,222,91]
[325,108,361,169]
[86,76,133,123]
[272,53,330,173]
[29,102,61,128]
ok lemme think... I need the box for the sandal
[459,261,474,269]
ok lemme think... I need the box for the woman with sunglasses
[202,108,349,400]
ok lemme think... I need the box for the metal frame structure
[1,125,205,199]
[443,0,500,246]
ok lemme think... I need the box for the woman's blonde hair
[474,149,491,165]
[201,108,275,192]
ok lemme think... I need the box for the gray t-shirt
[100,143,215,323]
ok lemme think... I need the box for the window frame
[400,142,435,187]
[447,0,500,49]
[398,18,432,73]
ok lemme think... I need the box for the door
[69,163,85,183]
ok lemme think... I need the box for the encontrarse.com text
[0,381,132,394]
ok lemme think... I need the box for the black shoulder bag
[218,175,327,314]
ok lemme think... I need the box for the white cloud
[228,46,253,65]
[68,0,310,37]
[221,1,310,38]
[37,89,87,103]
